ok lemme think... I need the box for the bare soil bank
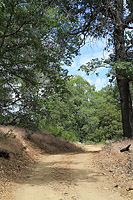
[0,126,132,200]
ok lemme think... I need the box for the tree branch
[0,21,27,38]
[120,144,131,152]
[124,12,133,26]
[126,26,133,29]
[69,7,101,36]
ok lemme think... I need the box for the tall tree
[56,0,133,137]
[0,0,81,125]
[112,0,133,137]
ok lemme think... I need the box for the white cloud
[79,49,111,66]
[71,60,77,68]
[63,37,112,91]
[94,78,107,91]
[85,77,108,91]
[79,54,91,65]
[87,78,93,84]
[78,38,113,66]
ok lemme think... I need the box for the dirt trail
[12,145,126,200]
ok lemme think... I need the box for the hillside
[0,125,84,199]
[0,125,132,200]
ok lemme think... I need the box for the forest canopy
[0,0,133,142]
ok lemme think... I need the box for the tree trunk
[117,78,133,137]
[114,0,133,138]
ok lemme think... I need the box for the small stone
[114,184,118,188]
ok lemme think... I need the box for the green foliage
[56,0,133,138]
[42,76,122,143]
[0,0,81,126]
[0,1,129,141]
[111,61,133,81]
[80,59,133,82]
[44,125,77,142]
[79,58,105,76]
[96,103,123,141]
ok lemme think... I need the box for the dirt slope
[0,126,132,200]
[94,140,133,199]
[12,145,127,200]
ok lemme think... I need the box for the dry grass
[0,132,22,155]
[26,129,83,154]
[0,126,36,200]
[95,139,133,198]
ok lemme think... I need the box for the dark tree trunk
[114,0,133,138]
[117,79,133,137]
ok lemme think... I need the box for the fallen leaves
[94,139,133,199]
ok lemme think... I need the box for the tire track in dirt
[12,146,127,200]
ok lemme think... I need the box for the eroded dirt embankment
[0,126,132,200]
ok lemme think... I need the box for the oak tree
[56,0,133,137]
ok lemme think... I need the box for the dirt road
[12,145,126,200]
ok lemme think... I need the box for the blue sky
[65,38,112,91]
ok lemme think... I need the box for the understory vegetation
[41,76,124,143]
[1,73,126,143]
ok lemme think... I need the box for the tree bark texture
[117,79,133,137]
[114,0,133,137]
